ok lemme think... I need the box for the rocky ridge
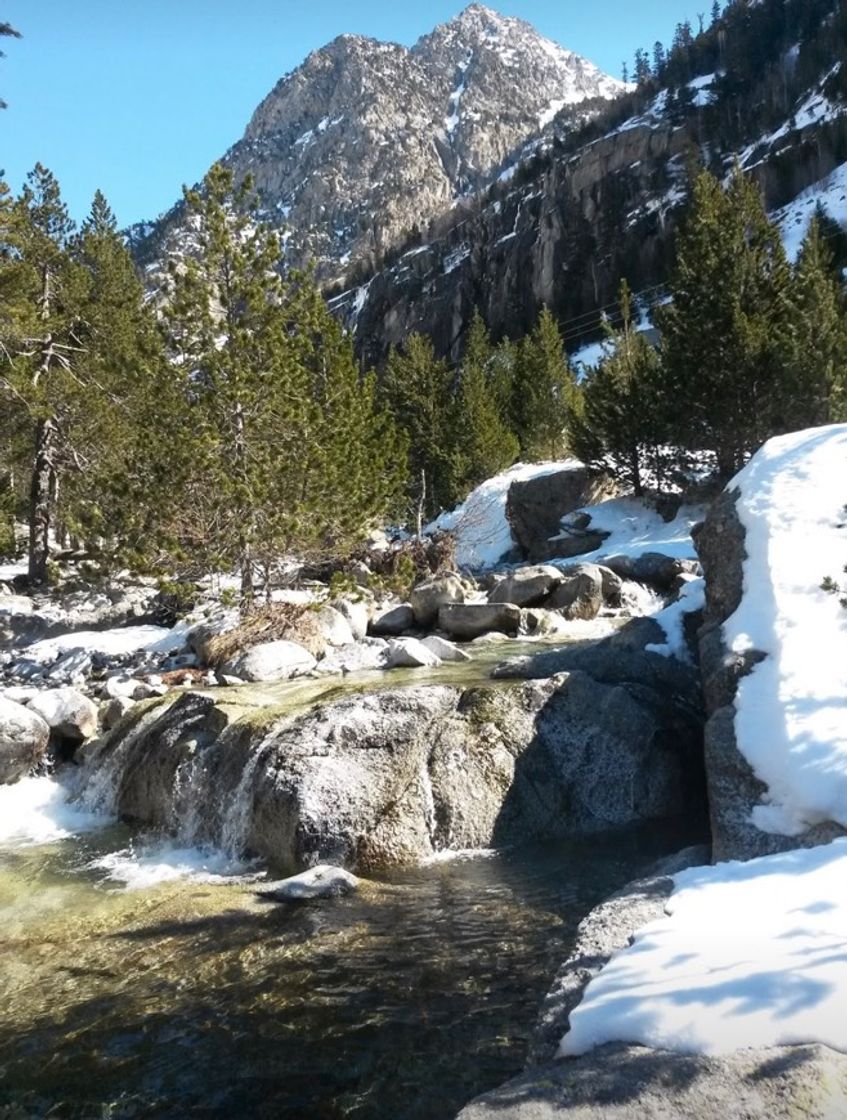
[134,4,623,286]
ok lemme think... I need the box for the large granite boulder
[79,669,703,873]
[409,574,466,627]
[545,563,604,620]
[222,639,317,683]
[506,468,615,563]
[693,489,847,861]
[439,602,522,640]
[604,551,701,592]
[27,686,99,742]
[488,566,564,608]
[0,696,50,784]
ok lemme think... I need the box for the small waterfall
[620,580,665,618]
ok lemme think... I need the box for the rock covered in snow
[0,696,50,784]
[27,687,99,742]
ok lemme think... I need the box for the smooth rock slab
[421,635,471,663]
[456,1043,847,1120]
[260,865,359,901]
[0,696,50,784]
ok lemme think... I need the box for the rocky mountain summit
[133,4,623,284]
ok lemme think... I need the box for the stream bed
[0,779,702,1120]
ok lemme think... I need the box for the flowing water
[0,626,702,1119]
[0,776,703,1120]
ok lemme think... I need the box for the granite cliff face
[134,4,623,284]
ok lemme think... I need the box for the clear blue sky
[1,1,703,228]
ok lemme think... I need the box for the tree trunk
[28,416,58,585]
[234,402,253,604]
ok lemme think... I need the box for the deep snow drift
[726,426,847,837]
[561,838,847,1057]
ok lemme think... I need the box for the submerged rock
[0,696,50,784]
[260,865,360,901]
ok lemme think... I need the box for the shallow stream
[0,625,700,1119]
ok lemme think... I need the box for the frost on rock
[725,425,847,837]
[561,838,847,1058]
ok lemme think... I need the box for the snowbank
[560,496,704,566]
[427,461,578,569]
[726,426,847,836]
[22,624,184,664]
[561,838,847,1058]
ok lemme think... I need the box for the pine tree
[0,21,20,110]
[450,310,519,495]
[511,306,577,460]
[569,282,663,496]
[658,166,791,478]
[0,165,88,584]
[782,215,847,424]
[383,332,457,523]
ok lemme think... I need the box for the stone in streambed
[260,865,360,901]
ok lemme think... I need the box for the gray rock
[317,638,390,675]
[520,608,571,638]
[223,639,317,683]
[545,563,604,620]
[101,695,137,731]
[27,687,99,742]
[0,696,50,784]
[506,468,615,562]
[597,564,624,606]
[439,602,522,641]
[421,634,471,662]
[604,551,701,592]
[330,597,370,642]
[488,565,563,608]
[386,637,442,669]
[409,574,466,627]
[0,686,39,706]
[456,1043,847,1119]
[369,603,415,636]
[260,865,359,901]
[314,604,355,648]
[186,610,240,663]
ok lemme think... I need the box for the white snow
[772,160,847,261]
[427,461,579,569]
[724,426,847,836]
[21,624,184,665]
[688,72,716,107]
[539,98,566,130]
[0,559,26,583]
[559,496,704,567]
[561,838,847,1058]
[645,577,705,662]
